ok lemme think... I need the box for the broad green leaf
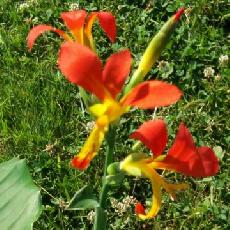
[66,185,99,210]
[0,158,42,230]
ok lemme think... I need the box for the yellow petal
[96,115,109,128]
[162,182,189,201]
[142,179,162,219]
[84,13,97,50]
[120,153,149,177]
[71,28,84,44]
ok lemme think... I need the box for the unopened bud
[125,8,185,93]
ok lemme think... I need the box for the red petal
[97,12,116,42]
[61,10,87,31]
[195,147,219,176]
[27,25,69,50]
[135,202,146,215]
[58,42,108,100]
[130,120,168,156]
[102,50,131,98]
[162,123,219,177]
[122,80,182,109]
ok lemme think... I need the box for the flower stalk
[93,125,116,230]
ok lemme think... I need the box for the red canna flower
[27,10,116,51]
[120,119,219,219]
[58,42,183,170]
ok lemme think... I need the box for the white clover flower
[219,55,229,67]
[18,2,30,11]
[18,1,38,12]
[69,2,79,11]
[214,74,221,81]
[110,196,138,216]
[122,195,138,206]
[87,210,95,224]
[184,8,192,23]
[32,16,39,24]
[44,143,54,153]
[85,121,95,133]
[203,67,215,78]
[157,60,169,71]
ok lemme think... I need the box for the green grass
[0,0,229,229]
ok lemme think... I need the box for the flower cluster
[110,196,138,216]
[219,54,229,67]
[120,119,218,219]
[28,8,219,221]
[203,66,215,78]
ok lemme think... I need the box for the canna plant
[23,7,220,230]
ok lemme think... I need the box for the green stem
[93,126,116,230]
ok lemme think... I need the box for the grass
[0,0,229,229]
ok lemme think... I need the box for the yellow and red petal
[84,13,97,49]
[137,174,162,220]
[84,12,116,50]
[71,154,93,171]
[27,25,71,50]
[130,120,168,157]
[86,12,116,42]
[155,123,219,177]
[102,50,131,98]
[71,124,107,170]
[121,80,182,109]
[146,180,162,219]
[58,41,109,100]
[61,10,87,43]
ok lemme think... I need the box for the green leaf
[0,158,42,230]
[66,185,99,210]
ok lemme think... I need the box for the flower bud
[107,162,121,175]
[125,8,184,93]
[106,162,125,186]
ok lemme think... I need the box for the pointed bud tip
[174,8,185,21]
